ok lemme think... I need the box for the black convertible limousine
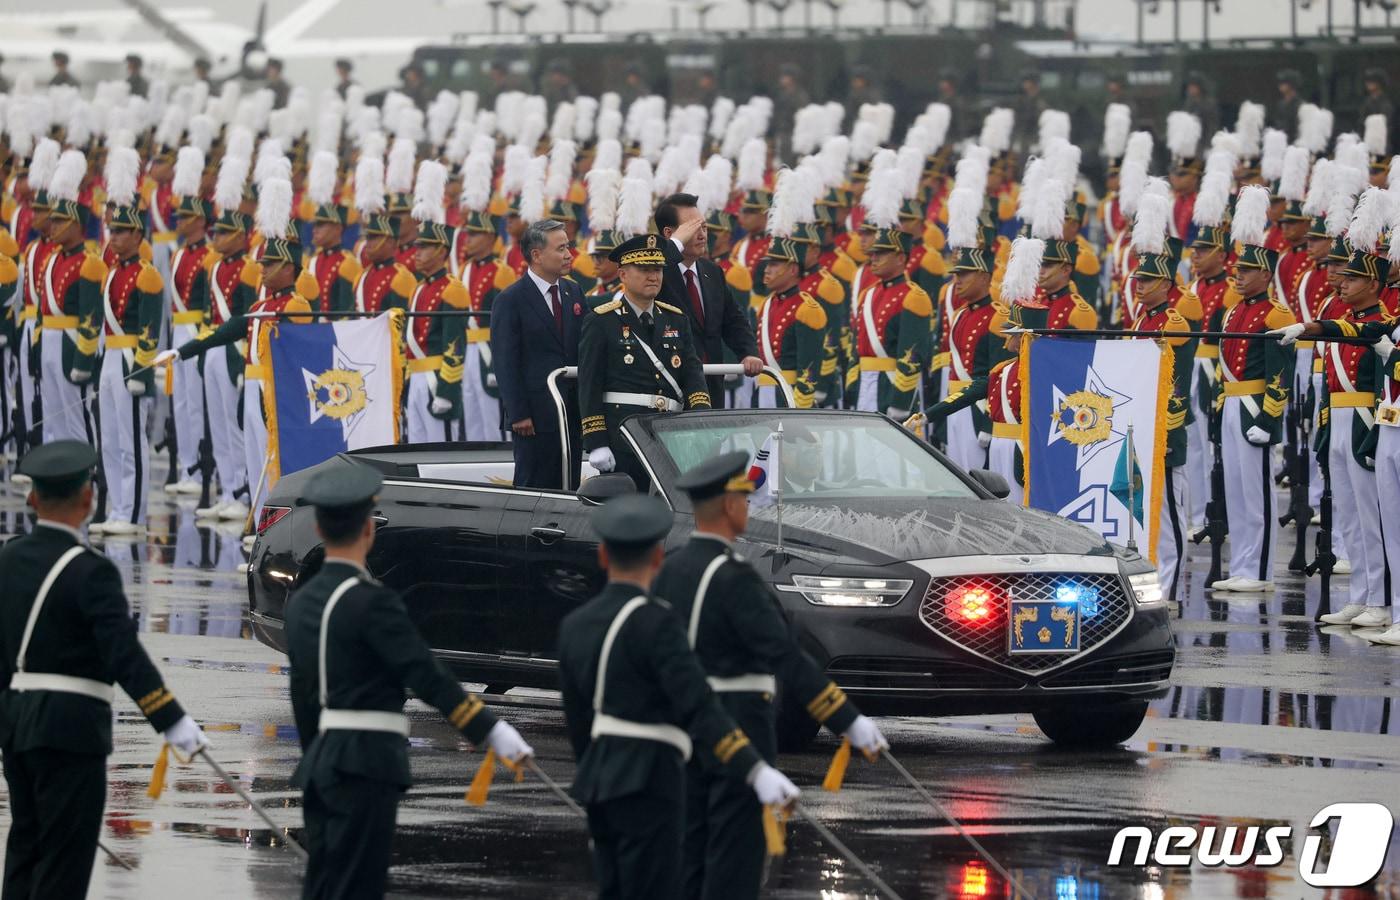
[248,409,1174,749]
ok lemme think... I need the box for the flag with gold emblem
[265,311,405,478]
[1024,337,1170,561]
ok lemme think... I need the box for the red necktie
[548,284,563,337]
[685,269,705,329]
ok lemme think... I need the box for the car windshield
[643,412,976,508]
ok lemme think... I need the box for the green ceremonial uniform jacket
[1314,306,1391,466]
[43,245,105,383]
[0,523,187,754]
[285,560,498,790]
[1216,291,1295,443]
[558,582,763,805]
[579,297,710,453]
[104,255,164,394]
[651,534,859,761]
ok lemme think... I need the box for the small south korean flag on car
[747,423,783,509]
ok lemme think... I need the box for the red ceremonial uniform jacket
[354,258,416,314]
[731,232,771,273]
[307,247,361,315]
[169,239,211,324]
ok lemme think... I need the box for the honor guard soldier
[37,150,103,445]
[934,200,1006,471]
[350,157,416,315]
[753,233,828,409]
[852,225,933,421]
[584,225,622,306]
[1273,188,1392,628]
[305,152,361,316]
[285,461,532,900]
[558,494,800,900]
[580,234,710,489]
[731,189,773,274]
[1128,191,1201,603]
[1,441,208,900]
[656,453,888,900]
[405,160,471,443]
[165,146,215,497]
[191,150,262,521]
[15,142,60,464]
[796,221,848,406]
[456,207,517,441]
[93,148,163,536]
[1211,185,1295,594]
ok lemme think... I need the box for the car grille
[917,571,1132,674]
[826,656,1022,691]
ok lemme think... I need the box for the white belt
[9,672,115,703]
[318,709,410,736]
[604,391,681,412]
[707,674,777,694]
[590,712,692,760]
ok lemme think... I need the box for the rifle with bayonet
[1306,410,1335,621]
[1278,379,1313,571]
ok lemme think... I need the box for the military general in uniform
[579,234,711,490]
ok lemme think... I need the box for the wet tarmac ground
[0,467,1398,899]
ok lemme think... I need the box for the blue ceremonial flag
[265,312,404,480]
[1024,338,1169,561]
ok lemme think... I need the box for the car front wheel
[1032,700,1149,747]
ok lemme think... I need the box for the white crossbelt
[317,576,411,736]
[9,546,115,704]
[688,554,777,695]
[604,391,681,412]
[1329,340,1376,429]
[591,596,693,760]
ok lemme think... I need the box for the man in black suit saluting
[654,194,764,406]
[491,219,586,489]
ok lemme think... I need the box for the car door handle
[530,526,566,544]
[372,514,388,526]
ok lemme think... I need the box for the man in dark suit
[654,193,763,406]
[491,219,585,490]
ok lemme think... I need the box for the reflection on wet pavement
[0,470,1396,898]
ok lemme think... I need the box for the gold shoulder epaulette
[654,300,684,316]
[595,298,622,314]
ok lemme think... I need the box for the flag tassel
[465,749,497,805]
[822,737,852,792]
[147,742,170,800]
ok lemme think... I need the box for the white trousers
[756,384,782,409]
[203,356,244,504]
[1221,397,1277,582]
[1328,407,1385,609]
[728,375,756,409]
[98,351,149,525]
[406,370,457,444]
[1374,426,1400,618]
[1187,359,1212,528]
[461,344,503,442]
[243,380,270,523]
[1157,466,1189,603]
[170,322,204,475]
[988,435,1021,504]
[945,406,984,471]
[39,330,94,444]
[856,370,881,413]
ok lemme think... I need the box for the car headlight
[1128,571,1164,607]
[784,575,914,608]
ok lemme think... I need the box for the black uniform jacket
[285,560,498,790]
[558,582,763,805]
[0,522,186,754]
[652,535,859,750]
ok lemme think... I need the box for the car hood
[743,496,1119,565]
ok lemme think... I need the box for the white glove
[1374,335,1396,360]
[69,367,90,384]
[153,348,180,367]
[589,447,616,473]
[748,762,801,807]
[0,335,7,348]
[977,431,992,448]
[1269,323,1307,346]
[1246,425,1272,446]
[843,715,889,756]
[127,379,147,397]
[430,396,453,416]
[482,719,533,762]
[163,714,209,757]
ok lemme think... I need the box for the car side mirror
[968,468,1011,499]
[578,472,638,505]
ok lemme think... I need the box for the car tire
[775,691,821,752]
[1032,700,1149,748]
